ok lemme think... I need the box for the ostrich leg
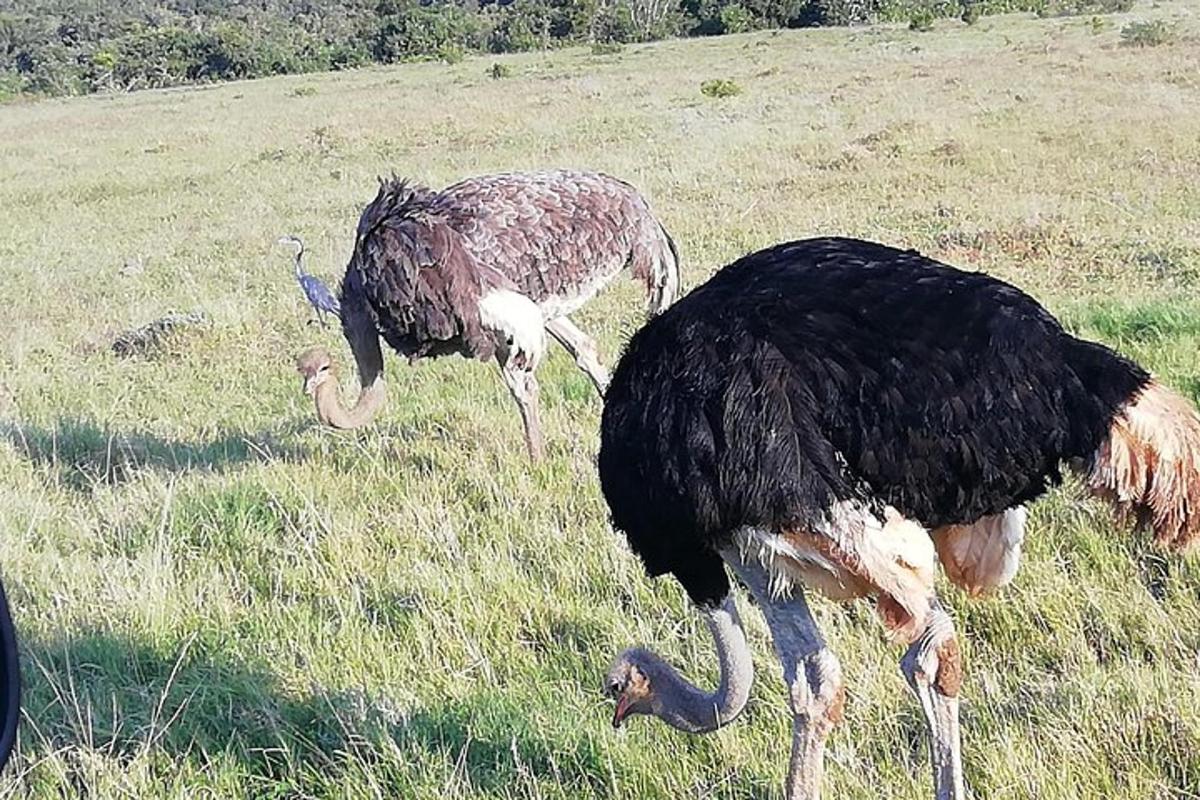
[498,360,545,461]
[723,548,844,800]
[545,316,610,396]
[901,597,965,800]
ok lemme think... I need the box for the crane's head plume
[605,650,655,729]
[296,346,335,396]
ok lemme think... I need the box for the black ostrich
[0,578,19,773]
[598,238,1200,800]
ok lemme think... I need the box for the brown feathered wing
[430,170,677,312]
[347,179,501,363]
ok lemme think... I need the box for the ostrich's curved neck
[650,594,754,733]
[314,375,386,429]
[316,323,387,429]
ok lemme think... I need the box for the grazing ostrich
[0,578,19,772]
[598,238,1200,800]
[296,169,680,459]
[280,235,341,327]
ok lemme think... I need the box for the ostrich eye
[318,364,330,373]
[607,680,622,696]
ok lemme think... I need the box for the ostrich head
[295,344,386,430]
[605,649,656,728]
[602,596,754,735]
[296,346,335,397]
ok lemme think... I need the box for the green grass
[1,1,1199,797]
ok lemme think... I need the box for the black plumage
[0,578,19,772]
[599,237,1151,607]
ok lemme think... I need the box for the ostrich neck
[650,594,754,734]
[313,375,386,429]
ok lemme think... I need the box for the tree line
[0,0,1098,99]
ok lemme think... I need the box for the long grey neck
[314,374,386,429]
[650,594,754,733]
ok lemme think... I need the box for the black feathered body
[0,577,19,772]
[341,170,677,364]
[598,237,1150,606]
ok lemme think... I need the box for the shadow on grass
[0,417,308,493]
[9,629,619,795]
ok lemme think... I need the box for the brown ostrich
[598,238,1200,800]
[297,169,679,459]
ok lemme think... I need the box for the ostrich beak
[303,374,318,396]
[612,695,633,729]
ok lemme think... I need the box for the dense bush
[0,0,1128,99]
[1119,18,1175,45]
[699,76,742,96]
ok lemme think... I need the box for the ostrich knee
[788,649,845,737]
[545,317,610,396]
[575,338,610,395]
[499,364,545,461]
[784,648,844,800]
[900,601,965,800]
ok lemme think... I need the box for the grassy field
[1,1,1199,797]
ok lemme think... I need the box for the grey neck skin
[313,375,386,429]
[647,594,754,733]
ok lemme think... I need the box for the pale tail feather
[932,508,1027,596]
[1087,380,1200,550]
[645,222,680,315]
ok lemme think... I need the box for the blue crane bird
[279,235,341,327]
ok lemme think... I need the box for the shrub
[1039,0,1131,17]
[374,2,482,63]
[961,2,981,23]
[588,2,639,43]
[909,7,937,29]
[486,0,586,53]
[438,44,466,63]
[489,61,512,78]
[1120,19,1176,46]
[590,41,625,54]
[807,0,877,25]
[700,77,742,97]
[0,68,22,101]
[719,4,759,31]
